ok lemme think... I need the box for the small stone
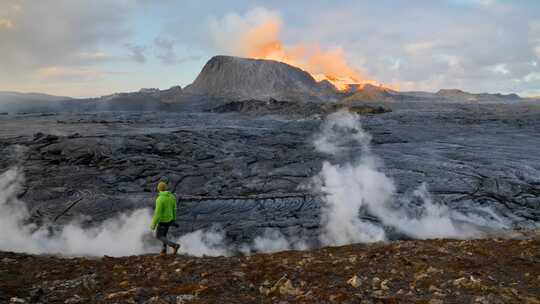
[105,288,138,300]
[119,280,130,288]
[279,279,303,296]
[453,277,467,287]
[9,298,27,304]
[427,266,441,274]
[371,277,381,289]
[232,271,245,278]
[434,292,446,298]
[347,275,361,288]
[380,279,390,290]
[145,296,168,304]
[329,294,341,302]
[259,286,271,296]
[195,285,208,296]
[176,294,196,304]
[429,285,442,293]
[429,299,444,304]
[64,295,86,304]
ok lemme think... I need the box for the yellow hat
[157,181,167,192]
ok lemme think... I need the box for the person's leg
[156,223,168,254]
[157,222,179,249]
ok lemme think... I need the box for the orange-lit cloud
[229,14,387,91]
[0,19,14,29]
[35,66,104,81]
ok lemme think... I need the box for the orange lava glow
[238,19,390,91]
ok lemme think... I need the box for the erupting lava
[239,19,387,91]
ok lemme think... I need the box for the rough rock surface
[1,102,540,244]
[184,55,341,102]
[1,236,539,303]
[210,98,390,116]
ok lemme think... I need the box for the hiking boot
[160,249,166,256]
[172,244,180,255]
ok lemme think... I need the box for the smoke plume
[207,7,386,91]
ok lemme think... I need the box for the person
[151,181,180,256]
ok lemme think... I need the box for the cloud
[206,7,281,56]
[78,52,111,61]
[0,0,134,72]
[0,18,14,29]
[295,1,540,94]
[125,44,148,63]
[154,37,201,64]
[489,63,510,75]
[35,66,104,82]
[523,72,540,82]
[404,41,438,54]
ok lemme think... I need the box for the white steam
[176,228,230,257]
[0,167,154,256]
[315,111,508,245]
[0,168,307,257]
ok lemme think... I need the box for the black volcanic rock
[184,55,340,102]
[341,84,399,102]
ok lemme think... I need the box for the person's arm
[151,198,162,230]
[173,195,177,221]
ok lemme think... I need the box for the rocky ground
[0,102,539,244]
[2,235,539,304]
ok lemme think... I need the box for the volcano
[183,55,341,102]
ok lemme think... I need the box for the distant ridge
[435,89,521,102]
[0,91,72,103]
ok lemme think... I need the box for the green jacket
[151,191,177,230]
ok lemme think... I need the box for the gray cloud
[0,0,135,73]
[125,44,148,63]
[154,36,201,65]
[299,1,540,94]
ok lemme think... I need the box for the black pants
[156,221,179,250]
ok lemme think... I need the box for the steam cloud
[0,111,509,257]
[0,168,299,257]
[314,111,508,245]
[0,167,154,256]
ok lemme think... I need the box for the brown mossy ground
[1,236,539,303]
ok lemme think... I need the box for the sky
[0,0,539,98]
